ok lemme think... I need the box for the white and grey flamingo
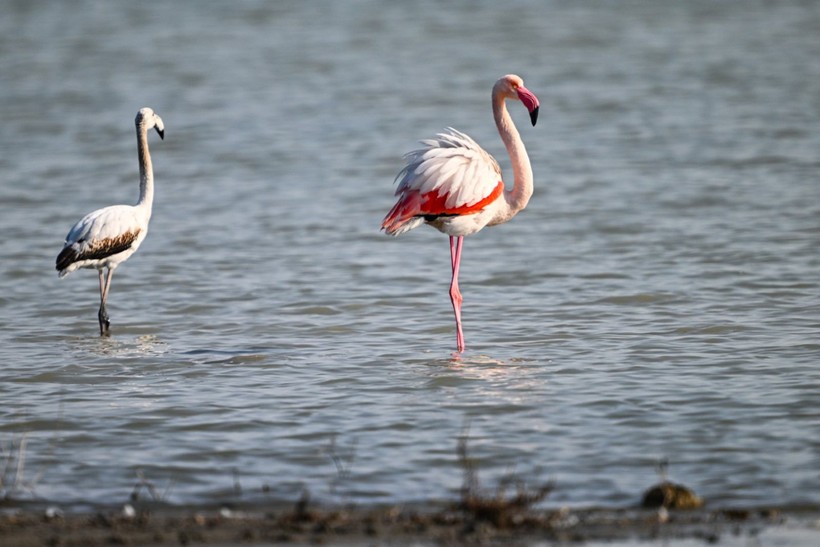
[56,107,165,335]
[382,75,540,353]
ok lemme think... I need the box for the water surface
[1,0,818,511]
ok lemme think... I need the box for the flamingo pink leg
[449,236,465,352]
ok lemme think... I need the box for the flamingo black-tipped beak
[156,128,165,140]
[516,85,540,127]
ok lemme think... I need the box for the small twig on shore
[1,433,43,500]
[327,434,356,479]
[232,467,242,496]
[325,434,356,496]
[130,468,174,503]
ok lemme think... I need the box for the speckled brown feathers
[55,229,141,272]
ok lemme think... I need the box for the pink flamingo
[382,74,540,352]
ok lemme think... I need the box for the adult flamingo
[56,107,165,335]
[382,74,539,352]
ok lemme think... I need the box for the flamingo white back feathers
[382,74,540,352]
[56,107,164,335]
[56,205,148,277]
[383,129,503,236]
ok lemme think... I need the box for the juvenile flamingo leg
[98,268,114,336]
[449,236,465,352]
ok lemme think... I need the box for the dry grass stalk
[456,434,553,527]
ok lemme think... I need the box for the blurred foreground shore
[2,501,818,546]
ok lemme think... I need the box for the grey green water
[1,1,818,512]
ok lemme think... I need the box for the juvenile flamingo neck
[136,122,154,213]
[492,90,533,222]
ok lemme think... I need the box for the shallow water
[1,0,818,511]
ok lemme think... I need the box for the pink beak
[517,86,540,126]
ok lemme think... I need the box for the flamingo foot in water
[98,305,110,336]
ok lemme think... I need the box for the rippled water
[1,0,818,512]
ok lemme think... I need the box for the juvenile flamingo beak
[156,127,165,140]
[517,86,540,126]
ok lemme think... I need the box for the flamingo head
[496,74,540,126]
[136,107,165,140]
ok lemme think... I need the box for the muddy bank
[1,501,817,546]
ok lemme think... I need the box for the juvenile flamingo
[382,75,539,352]
[56,107,165,335]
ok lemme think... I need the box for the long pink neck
[136,122,154,213]
[492,86,533,222]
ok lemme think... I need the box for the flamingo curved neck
[136,122,154,213]
[492,88,533,223]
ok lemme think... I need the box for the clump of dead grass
[455,433,553,527]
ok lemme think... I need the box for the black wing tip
[530,106,539,126]
[55,247,76,272]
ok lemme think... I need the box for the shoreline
[2,500,818,546]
